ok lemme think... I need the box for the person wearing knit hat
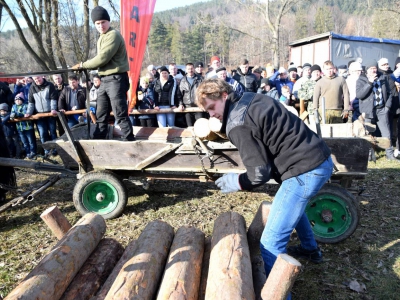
[72,6,134,141]
[292,64,312,100]
[346,62,363,122]
[206,56,221,79]
[216,66,244,98]
[297,64,322,113]
[10,93,37,159]
[194,62,204,77]
[356,58,397,160]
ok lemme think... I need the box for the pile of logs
[4,203,302,300]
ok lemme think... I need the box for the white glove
[215,173,241,194]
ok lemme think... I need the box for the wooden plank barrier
[5,208,303,300]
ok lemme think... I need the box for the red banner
[120,0,156,111]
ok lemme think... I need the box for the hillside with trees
[0,0,399,74]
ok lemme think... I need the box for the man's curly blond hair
[195,79,232,109]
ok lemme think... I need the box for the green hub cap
[306,193,353,239]
[82,180,119,214]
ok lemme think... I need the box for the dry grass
[0,152,400,299]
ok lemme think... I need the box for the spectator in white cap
[347,62,363,121]
[268,66,293,96]
[147,64,159,79]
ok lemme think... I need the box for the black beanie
[159,66,169,74]
[310,64,321,73]
[363,58,377,71]
[288,67,297,73]
[91,6,110,23]
[394,57,400,69]
[215,66,226,73]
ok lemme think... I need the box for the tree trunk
[40,205,72,240]
[198,236,212,300]
[260,254,301,300]
[156,226,205,300]
[104,220,174,300]
[94,240,138,300]
[205,211,255,300]
[5,213,106,300]
[60,238,124,300]
[247,201,271,300]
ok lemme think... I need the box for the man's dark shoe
[286,244,323,263]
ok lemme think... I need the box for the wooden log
[94,240,138,300]
[5,213,106,300]
[198,236,212,300]
[208,117,222,133]
[40,205,72,240]
[260,254,302,300]
[156,226,205,300]
[104,220,174,300]
[60,238,124,300]
[247,202,271,300]
[205,211,255,300]
[194,118,218,141]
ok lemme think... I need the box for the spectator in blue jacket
[268,67,294,97]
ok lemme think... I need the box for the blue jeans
[36,117,57,144]
[18,129,37,156]
[157,106,175,127]
[67,116,79,128]
[260,157,333,277]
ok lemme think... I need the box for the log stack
[5,205,301,300]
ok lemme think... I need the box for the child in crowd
[0,102,22,158]
[10,93,37,159]
[136,77,157,127]
[279,85,291,105]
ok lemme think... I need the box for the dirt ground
[0,152,399,299]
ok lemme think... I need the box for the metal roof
[289,32,400,47]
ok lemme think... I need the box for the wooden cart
[33,110,370,244]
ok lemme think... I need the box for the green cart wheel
[73,171,127,219]
[306,184,359,244]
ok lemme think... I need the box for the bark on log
[60,238,124,300]
[5,213,106,300]
[40,205,72,240]
[260,254,301,300]
[156,226,205,300]
[193,118,218,141]
[104,220,174,300]
[247,202,271,300]
[205,211,255,300]
[94,240,138,300]
[198,236,212,300]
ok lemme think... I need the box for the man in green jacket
[73,6,135,141]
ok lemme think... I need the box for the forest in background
[0,0,399,75]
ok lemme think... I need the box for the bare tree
[229,0,307,68]
[0,0,91,71]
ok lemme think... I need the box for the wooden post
[261,254,302,300]
[104,220,174,300]
[40,206,72,240]
[5,213,106,300]
[94,240,138,300]
[198,236,212,300]
[205,211,255,300]
[247,201,271,300]
[60,238,124,300]
[156,226,205,300]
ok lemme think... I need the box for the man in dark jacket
[177,63,204,127]
[26,75,58,156]
[233,58,258,93]
[356,59,396,160]
[58,74,86,128]
[196,79,333,282]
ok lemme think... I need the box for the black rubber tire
[306,183,359,244]
[73,170,127,219]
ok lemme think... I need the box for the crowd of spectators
[1,54,400,160]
